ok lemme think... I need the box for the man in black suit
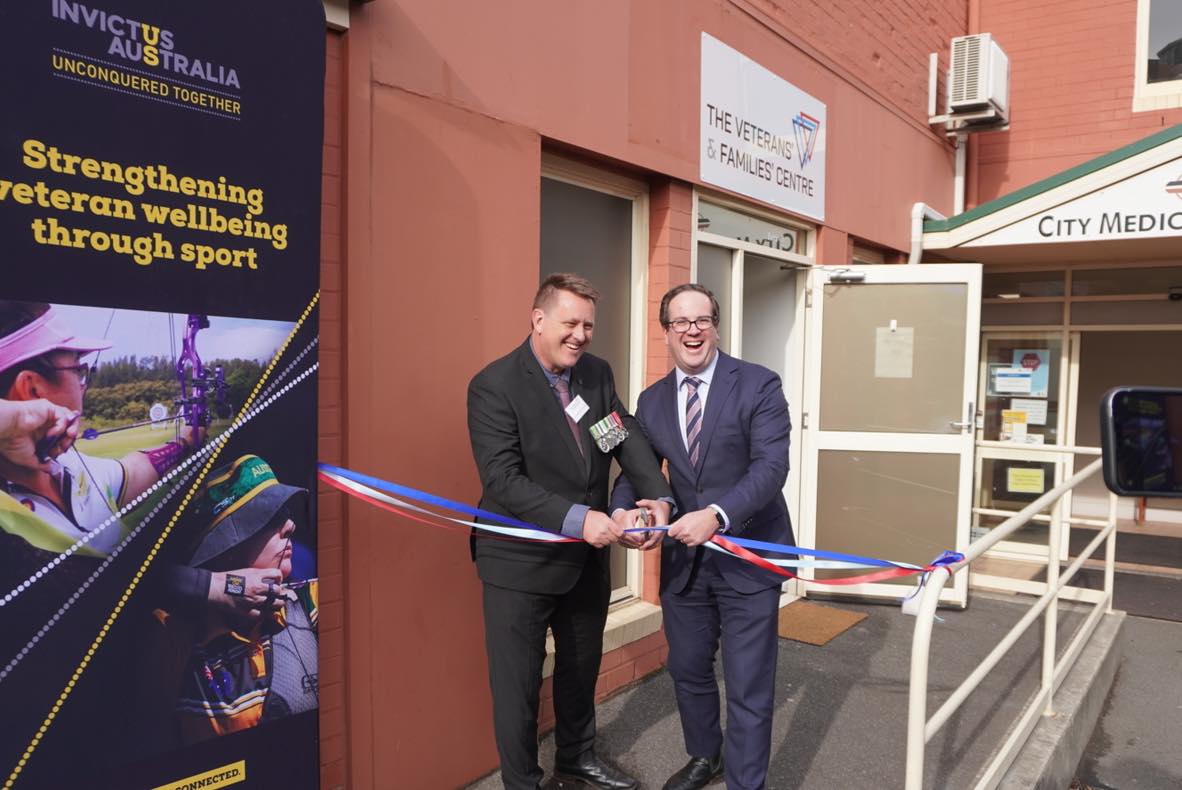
[467,273,673,790]
[612,283,793,790]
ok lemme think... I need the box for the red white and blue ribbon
[317,464,964,584]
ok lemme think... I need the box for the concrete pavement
[467,593,1114,789]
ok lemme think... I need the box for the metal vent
[951,35,982,104]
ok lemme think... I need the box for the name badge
[589,411,629,453]
[565,395,590,423]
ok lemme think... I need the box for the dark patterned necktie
[684,376,702,467]
[553,377,584,457]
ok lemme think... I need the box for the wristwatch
[712,508,726,532]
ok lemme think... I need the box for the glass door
[799,265,982,606]
[972,331,1072,561]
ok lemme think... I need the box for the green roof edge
[924,123,1182,234]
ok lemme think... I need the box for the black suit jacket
[612,352,793,595]
[467,338,672,595]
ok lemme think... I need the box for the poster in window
[1011,348,1050,398]
[989,364,1032,395]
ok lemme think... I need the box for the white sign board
[700,33,826,220]
[965,157,1182,246]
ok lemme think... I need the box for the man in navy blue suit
[611,283,792,790]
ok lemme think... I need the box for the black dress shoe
[552,751,639,790]
[661,753,724,790]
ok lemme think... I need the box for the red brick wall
[538,631,671,734]
[974,0,1182,203]
[740,0,968,128]
[317,29,347,790]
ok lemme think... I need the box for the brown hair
[659,283,720,327]
[532,273,601,310]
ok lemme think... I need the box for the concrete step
[999,610,1124,789]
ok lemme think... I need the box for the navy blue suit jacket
[612,351,793,595]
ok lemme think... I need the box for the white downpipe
[954,132,968,215]
[908,203,947,265]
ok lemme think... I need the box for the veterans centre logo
[792,112,820,168]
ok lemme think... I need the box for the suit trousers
[482,561,609,790]
[661,552,780,790]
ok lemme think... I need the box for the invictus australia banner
[0,2,325,787]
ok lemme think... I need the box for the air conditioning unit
[948,33,1009,117]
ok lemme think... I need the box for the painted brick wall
[975,0,1182,203]
[740,0,968,127]
[318,29,347,790]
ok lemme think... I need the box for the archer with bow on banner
[0,300,207,555]
[0,301,291,630]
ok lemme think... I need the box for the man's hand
[207,568,288,622]
[582,510,624,548]
[634,499,670,549]
[613,507,642,548]
[637,499,671,526]
[0,399,79,469]
[179,424,206,450]
[667,508,720,547]
[614,507,657,549]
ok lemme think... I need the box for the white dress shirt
[674,352,730,530]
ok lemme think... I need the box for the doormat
[778,600,868,646]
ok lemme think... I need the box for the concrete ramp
[467,592,1124,789]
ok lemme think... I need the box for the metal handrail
[905,455,1117,789]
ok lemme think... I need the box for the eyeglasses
[665,317,716,333]
[37,362,90,387]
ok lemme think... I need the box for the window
[694,197,812,375]
[540,156,648,603]
[1134,0,1182,110]
[981,265,1182,328]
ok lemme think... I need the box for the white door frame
[798,264,982,605]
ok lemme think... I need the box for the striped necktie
[684,376,702,467]
[553,377,585,457]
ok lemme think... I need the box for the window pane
[1072,331,1182,513]
[981,337,1062,445]
[1071,300,1182,325]
[698,200,803,256]
[981,301,1064,326]
[819,283,968,433]
[1072,266,1182,296]
[983,270,1064,298]
[814,450,959,584]
[540,176,636,598]
[740,253,798,380]
[976,458,1055,548]
[696,243,733,353]
[540,177,632,396]
[1147,2,1182,84]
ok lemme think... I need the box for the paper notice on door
[1012,349,1050,397]
[992,366,1032,394]
[1007,467,1045,494]
[874,326,914,378]
[1010,398,1048,425]
[1001,409,1027,442]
